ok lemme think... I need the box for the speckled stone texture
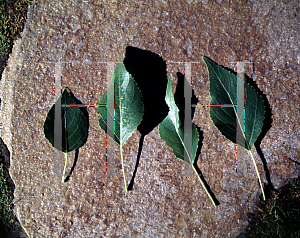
[0,0,299,237]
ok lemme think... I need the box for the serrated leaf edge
[97,63,144,146]
[158,76,198,165]
[203,56,266,151]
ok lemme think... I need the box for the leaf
[43,87,89,183]
[202,56,265,151]
[43,87,89,153]
[159,76,217,207]
[97,62,144,146]
[158,76,199,164]
[97,62,144,192]
[202,56,266,200]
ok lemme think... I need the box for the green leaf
[202,56,265,151]
[97,62,144,146]
[159,76,217,207]
[158,76,199,164]
[202,56,266,200]
[97,62,144,192]
[43,87,89,183]
[43,88,89,153]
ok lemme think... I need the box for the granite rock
[0,0,299,237]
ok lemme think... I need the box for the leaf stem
[249,149,266,200]
[62,152,68,183]
[192,164,217,207]
[120,145,128,193]
[176,127,217,207]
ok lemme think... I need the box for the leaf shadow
[194,126,220,206]
[63,148,79,183]
[128,134,145,191]
[123,46,169,136]
[63,87,89,182]
[247,74,275,197]
[123,46,169,190]
[206,59,274,198]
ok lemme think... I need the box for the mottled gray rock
[0,0,299,237]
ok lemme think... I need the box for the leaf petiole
[179,128,217,207]
[192,164,217,207]
[97,62,144,194]
[249,149,266,200]
[62,152,68,183]
[120,145,128,193]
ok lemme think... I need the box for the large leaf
[202,56,265,151]
[202,56,266,200]
[97,62,144,193]
[43,87,89,153]
[159,76,217,207]
[158,76,199,164]
[97,62,144,146]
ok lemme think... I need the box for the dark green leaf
[203,56,266,200]
[159,76,217,207]
[43,88,89,153]
[158,76,199,164]
[97,62,144,146]
[202,56,265,151]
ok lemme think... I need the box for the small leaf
[43,88,89,153]
[97,62,144,193]
[159,76,217,207]
[97,62,144,146]
[202,56,266,200]
[43,88,89,183]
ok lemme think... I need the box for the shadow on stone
[123,46,169,136]
[63,148,79,183]
[128,67,219,206]
[124,46,169,190]
[128,134,145,191]
[194,126,220,206]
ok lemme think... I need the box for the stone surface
[0,0,299,237]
